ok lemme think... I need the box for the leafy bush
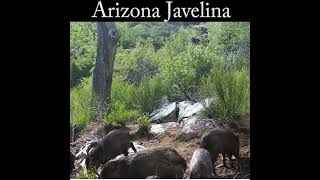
[200,61,250,119]
[116,22,145,49]
[114,39,159,85]
[70,22,96,88]
[133,76,168,113]
[70,77,95,131]
[207,22,250,69]
[104,101,141,125]
[137,114,151,130]
[111,81,136,109]
[76,169,96,179]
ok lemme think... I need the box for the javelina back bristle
[200,128,240,175]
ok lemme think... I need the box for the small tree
[93,22,120,111]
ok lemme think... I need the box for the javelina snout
[86,129,137,170]
[200,128,240,175]
[100,147,186,179]
[189,148,213,179]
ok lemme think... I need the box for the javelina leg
[123,149,129,156]
[130,142,137,152]
[222,154,227,167]
[211,157,217,175]
[228,154,234,169]
[236,155,241,172]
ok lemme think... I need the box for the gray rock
[178,101,203,120]
[149,122,178,134]
[150,102,177,123]
[178,98,215,121]
[177,115,218,141]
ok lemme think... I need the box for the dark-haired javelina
[200,128,240,175]
[85,129,137,170]
[189,148,213,179]
[95,124,130,139]
[70,150,75,173]
[100,147,187,179]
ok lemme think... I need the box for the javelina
[95,124,130,139]
[85,129,137,170]
[100,147,187,179]
[70,150,75,173]
[200,128,240,175]
[146,175,160,179]
[189,148,213,178]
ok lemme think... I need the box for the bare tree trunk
[93,22,120,111]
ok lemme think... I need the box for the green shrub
[70,77,95,131]
[111,81,136,109]
[104,101,141,125]
[70,22,96,88]
[133,76,168,113]
[136,114,151,137]
[200,62,250,119]
[76,169,96,179]
[137,114,151,130]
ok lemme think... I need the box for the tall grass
[70,77,94,130]
[200,62,250,119]
[103,101,141,125]
[133,76,168,113]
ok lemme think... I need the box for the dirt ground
[71,121,250,179]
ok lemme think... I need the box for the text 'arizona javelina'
[85,129,137,170]
[200,128,240,175]
[189,148,213,179]
[100,147,187,179]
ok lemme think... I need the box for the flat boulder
[177,115,218,141]
[178,98,215,122]
[150,102,178,123]
[149,122,178,134]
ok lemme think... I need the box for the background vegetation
[70,22,250,131]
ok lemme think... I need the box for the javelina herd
[71,127,243,179]
[100,147,186,178]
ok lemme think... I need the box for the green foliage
[104,101,141,125]
[76,169,96,179]
[200,61,250,118]
[116,22,145,49]
[137,114,151,130]
[111,81,136,109]
[70,22,96,88]
[157,28,216,101]
[70,77,95,130]
[70,22,250,129]
[133,76,168,113]
[114,40,159,85]
[207,22,250,69]
[136,114,151,137]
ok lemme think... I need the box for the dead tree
[92,22,120,111]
